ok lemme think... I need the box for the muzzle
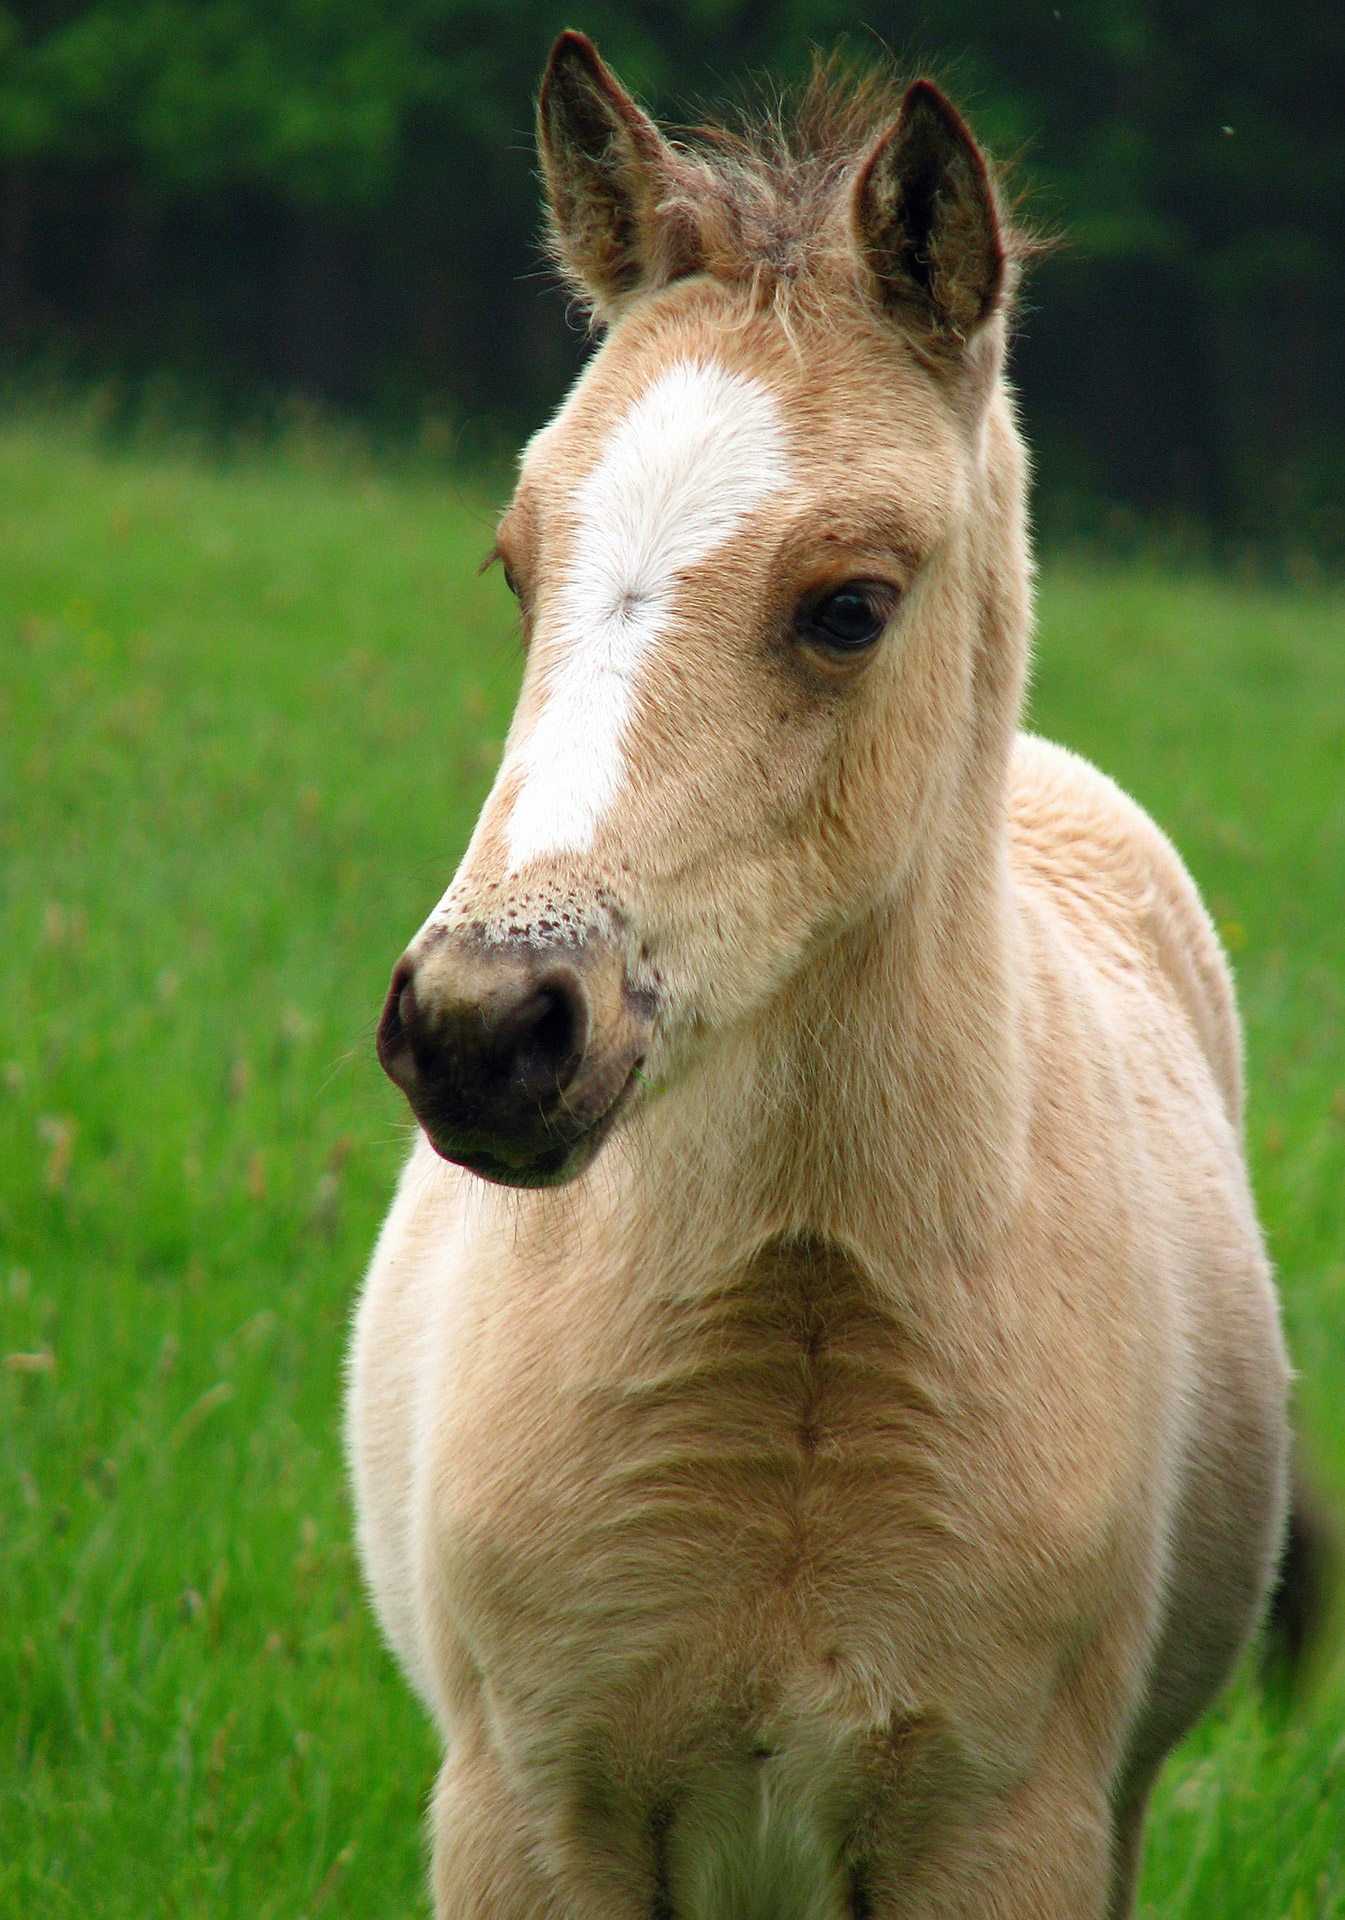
[377,924,654,1187]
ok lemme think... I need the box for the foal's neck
[632,767,1029,1287]
[778,798,1026,1270]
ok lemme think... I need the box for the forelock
[545,54,1033,331]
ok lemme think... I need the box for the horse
[347,33,1294,1917]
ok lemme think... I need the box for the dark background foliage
[0,1,1340,546]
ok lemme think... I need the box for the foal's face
[376,37,1019,1185]
[485,289,965,1005]
[380,286,995,1183]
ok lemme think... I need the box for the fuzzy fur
[348,40,1290,1920]
[505,357,789,871]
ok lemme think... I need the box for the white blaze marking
[505,359,789,871]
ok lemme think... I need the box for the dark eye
[502,565,519,599]
[797,584,889,654]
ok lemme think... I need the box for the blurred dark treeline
[0,2,1341,548]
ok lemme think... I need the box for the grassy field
[1,419,1343,1918]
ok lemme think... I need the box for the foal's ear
[538,32,685,318]
[851,81,1006,362]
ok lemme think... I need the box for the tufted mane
[543,54,1033,319]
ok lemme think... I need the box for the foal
[349,34,1290,1918]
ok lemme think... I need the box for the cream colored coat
[347,38,1289,1920]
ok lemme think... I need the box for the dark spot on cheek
[650,1803,675,1920]
[798,1312,823,1455]
[849,1861,873,1920]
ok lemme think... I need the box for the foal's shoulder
[1008,732,1242,1124]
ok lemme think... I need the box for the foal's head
[379,33,1033,1187]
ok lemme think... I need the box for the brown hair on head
[537,33,1036,353]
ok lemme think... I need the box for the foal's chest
[425,1235,1044,1770]
[414,1220,1135,1919]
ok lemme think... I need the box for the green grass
[1,420,1343,1917]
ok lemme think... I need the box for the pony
[348,33,1294,1917]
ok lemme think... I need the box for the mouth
[419,1054,646,1189]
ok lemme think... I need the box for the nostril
[502,970,588,1105]
[397,975,417,1036]
[377,956,418,1084]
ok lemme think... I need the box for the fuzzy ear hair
[538,31,691,318]
[851,81,1007,361]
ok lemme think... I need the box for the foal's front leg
[430,1750,656,1920]
[430,1753,568,1920]
[870,1740,1115,1919]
